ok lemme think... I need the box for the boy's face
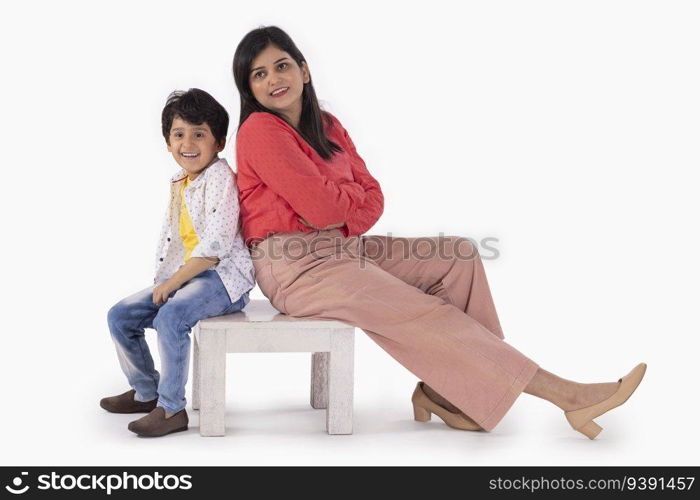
[167,117,224,179]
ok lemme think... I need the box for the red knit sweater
[235,111,384,246]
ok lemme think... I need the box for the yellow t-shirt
[179,177,199,262]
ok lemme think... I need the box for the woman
[231,26,646,438]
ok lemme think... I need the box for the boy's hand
[297,216,345,231]
[152,279,181,306]
[152,257,218,306]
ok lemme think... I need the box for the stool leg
[192,326,200,411]
[327,328,355,435]
[310,352,329,409]
[199,326,227,437]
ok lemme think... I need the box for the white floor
[2,293,694,466]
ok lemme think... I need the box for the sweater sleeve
[333,117,384,235]
[237,113,367,230]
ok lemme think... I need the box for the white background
[1,0,698,466]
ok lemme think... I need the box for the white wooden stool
[191,299,355,436]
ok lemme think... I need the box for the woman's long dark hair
[233,26,342,160]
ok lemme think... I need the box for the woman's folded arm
[336,119,384,235]
[237,113,366,229]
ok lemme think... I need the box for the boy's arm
[189,163,240,262]
[153,163,240,306]
[170,256,220,285]
[152,256,219,305]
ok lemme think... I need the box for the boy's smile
[167,117,225,180]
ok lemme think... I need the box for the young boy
[101,88,255,437]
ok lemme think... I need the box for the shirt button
[159,258,164,261]
[167,238,171,242]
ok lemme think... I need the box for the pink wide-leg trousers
[251,229,539,431]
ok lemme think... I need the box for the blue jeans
[107,270,249,413]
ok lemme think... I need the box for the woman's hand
[297,216,345,231]
[152,279,180,306]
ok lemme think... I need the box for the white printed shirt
[154,158,255,303]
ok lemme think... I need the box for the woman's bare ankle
[524,367,619,411]
[525,368,577,410]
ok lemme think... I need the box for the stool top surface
[198,299,353,329]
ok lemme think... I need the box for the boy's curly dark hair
[161,88,229,146]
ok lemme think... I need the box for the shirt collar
[170,157,227,185]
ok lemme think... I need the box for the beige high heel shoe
[411,382,482,431]
[564,362,647,439]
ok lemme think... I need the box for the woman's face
[249,44,310,126]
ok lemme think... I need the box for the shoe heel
[413,403,431,422]
[577,420,603,440]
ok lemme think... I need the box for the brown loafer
[128,407,188,437]
[100,389,157,414]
